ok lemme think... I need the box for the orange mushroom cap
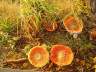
[50,44,74,66]
[28,46,49,67]
[63,16,83,33]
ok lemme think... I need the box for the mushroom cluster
[28,44,74,67]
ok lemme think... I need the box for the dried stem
[3,58,28,64]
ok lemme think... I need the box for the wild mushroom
[28,46,49,67]
[42,19,58,32]
[50,44,74,66]
[89,27,96,41]
[63,16,83,38]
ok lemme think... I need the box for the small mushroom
[63,16,83,38]
[50,44,74,66]
[42,19,58,32]
[90,27,96,41]
[28,46,49,67]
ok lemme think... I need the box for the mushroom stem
[73,34,78,38]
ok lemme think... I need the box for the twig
[3,58,28,64]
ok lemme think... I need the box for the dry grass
[50,0,91,17]
[0,1,96,72]
[0,0,20,22]
[21,16,39,40]
[20,0,57,40]
[0,0,20,34]
[20,0,41,40]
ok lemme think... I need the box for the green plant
[23,44,32,55]
[0,31,19,50]
[0,19,14,33]
[0,32,9,46]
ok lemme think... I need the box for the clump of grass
[0,0,20,50]
[0,0,20,33]
[20,0,41,40]
[0,1,19,22]
[0,19,13,33]
[20,0,58,40]
[21,16,39,40]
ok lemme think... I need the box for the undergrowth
[0,0,96,72]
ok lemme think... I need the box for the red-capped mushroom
[28,46,49,67]
[63,16,83,38]
[50,44,74,66]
